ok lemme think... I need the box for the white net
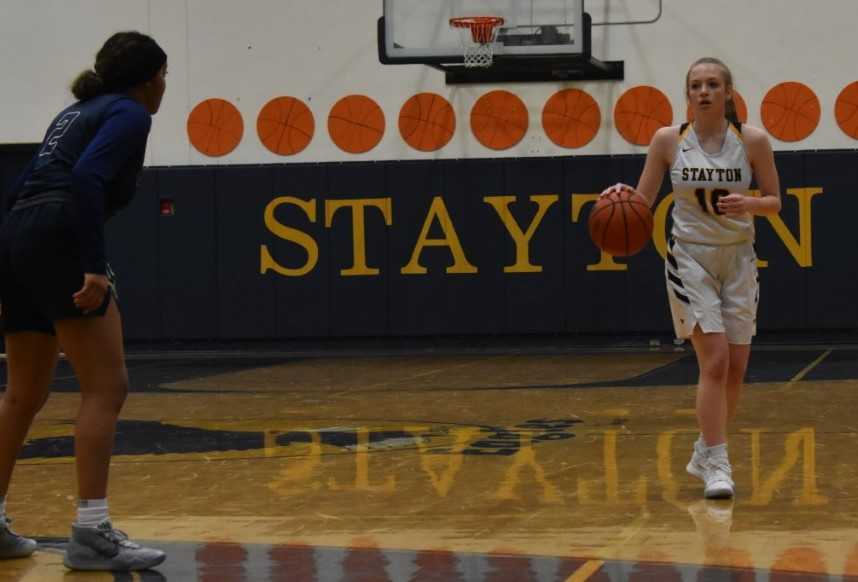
[450,17,503,68]
[463,42,495,68]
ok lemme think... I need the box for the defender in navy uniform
[0,32,167,571]
[601,58,782,499]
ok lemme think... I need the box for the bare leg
[0,333,59,496]
[690,326,729,447]
[725,343,751,422]
[54,301,128,500]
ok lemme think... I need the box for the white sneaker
[686,437,707,481]
[703,455,735,499]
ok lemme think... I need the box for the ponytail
[725,95,740,126]
[70,69,106,101]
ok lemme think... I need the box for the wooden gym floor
[1,340,857,581]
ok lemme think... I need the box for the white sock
[76,499,110,528]
[705,443,728,459]
[0,496,6,521]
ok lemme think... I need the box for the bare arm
[601,126,676,207]
[717,125,782,216]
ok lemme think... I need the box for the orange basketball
[257,96,315,155]
[614,86,673,146]
[687,90,748,123]
[588,190,653,257]
[470,90,529,150]
[399,93,456,152]
[760,81,820,142]
[187,98,244,157]
[835,81,858,139]
[542,89,601,148]
[328,95,385,154]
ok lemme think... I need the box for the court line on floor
[564,508,650,581]
[565,559,605,581]
[786,349,832,387]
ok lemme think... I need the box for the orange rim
[450,16,504,43]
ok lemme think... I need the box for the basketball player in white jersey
[602,58,782,498]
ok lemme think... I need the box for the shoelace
[707,458,733,482]
[97,524,142,549]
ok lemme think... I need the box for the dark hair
[71,31,166,101]
[686,57,740,125]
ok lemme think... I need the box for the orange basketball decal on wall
[399,93,456,152]
[328,95,385,154]
[257,96,315,156]
[686,90,748,123]
[835,81,858,139]
[187,98,244,157]
[760,82,820,142]
[614,86,673,146]
[542,89,601,148]
[470,90,529,150]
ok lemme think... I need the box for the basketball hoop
[449,16,505,68]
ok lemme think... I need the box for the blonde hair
[686,57,739,124]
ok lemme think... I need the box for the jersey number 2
[694,188,729,215]
[39,111,81,157]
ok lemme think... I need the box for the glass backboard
[381,0,584,63]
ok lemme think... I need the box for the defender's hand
[73,273,110,314]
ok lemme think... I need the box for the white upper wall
[1,0,857,165]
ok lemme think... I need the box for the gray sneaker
[0,518,37,559]
[63,521,165,571]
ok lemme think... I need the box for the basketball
[613,86,673,146]
[257,96,315,156]
[399,92,456,152]
[470,90,529,150]
[760,81,820,142]
[187,98,244,157]
[328,94,386,154]
[542,88,601,149]
[588,190,653,256]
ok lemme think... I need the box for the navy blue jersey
[10,94,152,274]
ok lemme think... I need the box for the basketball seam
[625,198,653,254]
[622,200,630,256]
[599,201,617,253]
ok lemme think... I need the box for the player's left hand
[716,193,751,216]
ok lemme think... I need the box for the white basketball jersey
[669,122,753,245]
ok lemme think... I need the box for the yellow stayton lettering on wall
[401,196,478,275]
[260,196,319,277]
[484,195,558,273]
[325,198,393,276]
[260,187,820,278]
[757,188,822,268]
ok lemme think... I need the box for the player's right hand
[73,273,110,314]
[600,183,635,198]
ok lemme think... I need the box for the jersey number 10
[694,188,729,215]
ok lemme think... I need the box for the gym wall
[1,1,856,340]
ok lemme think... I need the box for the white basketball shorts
[664,238,759,345]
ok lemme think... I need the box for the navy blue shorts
[0,198,114,335]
